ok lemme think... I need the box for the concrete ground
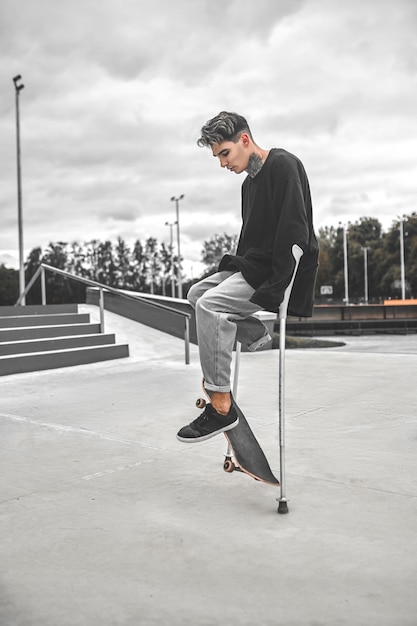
[1,305,417,626]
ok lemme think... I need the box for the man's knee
[187,281,203,308]
[195,288,229,314]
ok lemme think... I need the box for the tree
[346,218,384,302]
[316,226,338,300]
[145,237,162,294]
[347,217,382,247]
[114,237,132,289]
[380,215,417,299]
[316,218,384,303]
[68,241,90,279]
[404,213,417,296]
[0,265,19,305]
[131,240,149,292]
[201,233,238,275]
[43,242,87,303]
[16,212,417,306]
[95,241,117,286]
[24,246,43,304]
[159,242,174,296]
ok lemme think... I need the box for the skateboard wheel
[223,459,235,473]
[196,398,206,408]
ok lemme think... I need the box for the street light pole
[165,220,177,297]
[170,194,184,299]
[362,246,369,305]
[342,224,349,306]
[399,217,406,300]
[13,75,25,305]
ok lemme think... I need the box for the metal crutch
[277,244,304,514]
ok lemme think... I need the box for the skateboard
[196,385,279,487]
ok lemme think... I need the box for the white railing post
[99,288,105,333]
[41,266,46,305]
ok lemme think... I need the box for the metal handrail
[15,263,191,364]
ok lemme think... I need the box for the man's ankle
[211,391,231,416]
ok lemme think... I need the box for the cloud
[0,0,416,274]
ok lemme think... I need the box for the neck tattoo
[246,153,264,178]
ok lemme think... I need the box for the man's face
[211,134,250,174]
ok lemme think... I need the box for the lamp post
[13,74,25,305]
[170,194,184,299]
[399,217,406,300]
[165,220,177,297]
[362,246,369,305]
[341,224,349,306]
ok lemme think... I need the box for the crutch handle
[279,244,303,320]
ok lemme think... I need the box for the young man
[177,111,318,443]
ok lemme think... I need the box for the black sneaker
[176,403,239,443]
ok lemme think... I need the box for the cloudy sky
[1,0,416,277]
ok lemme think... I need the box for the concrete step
[0,333,117,356]
[0,304,78,316]
[0,313,90,328]
[0,323,102,342]
[0,304,130,375]
[0,343,130,376]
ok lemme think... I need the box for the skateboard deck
[224,398,279,486]
[197,383,279,486]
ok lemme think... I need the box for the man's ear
[240,132,250,147]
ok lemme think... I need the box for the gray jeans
[187,271,268,393]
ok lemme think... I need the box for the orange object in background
[384,299,417,306]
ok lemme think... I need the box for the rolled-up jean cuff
[247,332,272,352]
[204,382,231,393]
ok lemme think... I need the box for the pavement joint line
[81,458,156,481]
[2,467,415,508]
[0,412,163,450]
[0,458,161,506]
[0,477,103,505]
[288,472,417,499]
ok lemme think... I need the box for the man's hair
[197,111,253,147]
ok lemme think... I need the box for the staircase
[0,304,129,376]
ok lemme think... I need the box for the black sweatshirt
[218,148,319,316]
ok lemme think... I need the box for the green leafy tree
[317,218,384,303]
[160,242,176,296]
[131,240,149,292]
[42,242,82,303]
[18,213,417,306]
[114,237,132,289]
[316,226,338,300]
[380,215,416,299]
[347,217,382,246]
[326,225,346,301]
[346,218,383,302]
[201,233,238,275]
[82,240,100,281]
[24,246,43,304]
[145,237,162,294]
[68,241,89,279]
[0,265,19,305]
[404,213,417,296]
[95,241,117,286]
